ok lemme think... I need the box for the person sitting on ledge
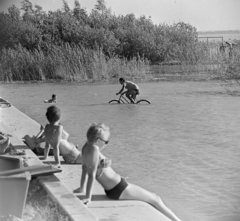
[44,94,57,103]
[74,123,182,221]
[43,105,82,168]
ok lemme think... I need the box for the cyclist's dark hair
[119,77,125,82]
[52,94,56,98]
[46,105,61,123]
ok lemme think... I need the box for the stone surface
[0,104,171,221]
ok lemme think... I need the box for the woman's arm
[73,164,88,193]
[52,126,62,166]
[80,165,88,192]
[84,146,99,204]
[43,141,50,160]
[43,126,50,160]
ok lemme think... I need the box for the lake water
[1,81,240,221]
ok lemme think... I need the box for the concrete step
[1,104,171,221]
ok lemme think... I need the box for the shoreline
[0,71,222,84]
[0,102,172,221]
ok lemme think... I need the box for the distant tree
[21,0,34,22]
[0,12,22,49]
[1,0,201,64]
[8,5,21,21]
[173,22,198,62]
[73,0,88,25]
[94,0,109,14]
[89,0,113,29]
[62,0,71,13]
[33,4,46,24]
[18,21,42,50]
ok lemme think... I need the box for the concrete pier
[0,103,171,221]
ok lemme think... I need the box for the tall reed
[218,46,240,94]
[0,43,150,82]
[1,41,239,83]
[150,41,239,81]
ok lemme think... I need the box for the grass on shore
[0,42,240,92]
[23,179,70,221]
[0,44,151,83]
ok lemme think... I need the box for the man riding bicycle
[116,78,140,103]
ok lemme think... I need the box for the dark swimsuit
[85,157,129,200]
[104,177,128,200]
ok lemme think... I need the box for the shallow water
[1,81,240,221]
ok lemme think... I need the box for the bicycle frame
[118,94,133,104]
[109,94,151,104]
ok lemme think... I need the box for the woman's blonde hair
[87,123,110,142]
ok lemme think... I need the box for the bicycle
[109,94,151,104]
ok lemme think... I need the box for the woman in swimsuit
[74,123,182,221]
[43,105,82,167]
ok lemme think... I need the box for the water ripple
[1,81,240,221]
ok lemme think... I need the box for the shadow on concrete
[76,194,110,201]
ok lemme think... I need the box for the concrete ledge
[1,103,171,221]
[56,168,171,221]
[0,105,97,221]
[38,175,97,221]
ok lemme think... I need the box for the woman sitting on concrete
[43,105,82,167]
[74,123,182,221]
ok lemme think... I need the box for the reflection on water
[1,81,240,221]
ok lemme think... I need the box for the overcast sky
[1,0,240,31]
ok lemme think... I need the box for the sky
[1,0,240,31]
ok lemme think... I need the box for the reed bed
[0,41,239,84]
[219,47,240,94]
[0,43,150,82]
[149,41,240,82]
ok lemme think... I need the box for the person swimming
[44,94,57,103]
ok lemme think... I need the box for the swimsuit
[98,158,112,168]
[82,157,128,199]
[96,158,112,178]
[62,145,80,164]
[104,178,128,200]
[97,158,128,200]
[46,127,79,162]
[82,157,112,177]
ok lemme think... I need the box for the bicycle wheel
[136,99,151,104]
[109,100,120,104]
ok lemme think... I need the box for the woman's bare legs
[120,183,181,221]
